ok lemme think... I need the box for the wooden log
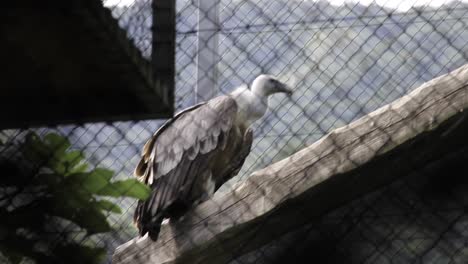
[113,64,468,264]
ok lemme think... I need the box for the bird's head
[251,74,293,97]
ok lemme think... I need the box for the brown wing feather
[214,128,253,191]
[134,96,242,241]
[133,102,205,183]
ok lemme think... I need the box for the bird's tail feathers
[147,219,163,241]
[138,214,164,242]
[134,198,166,242]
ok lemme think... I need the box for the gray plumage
[134,75,292,241]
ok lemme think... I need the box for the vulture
[134,74,293,241]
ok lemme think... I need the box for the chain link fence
[1,0,468,263]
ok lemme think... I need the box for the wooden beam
[113,64,468,264]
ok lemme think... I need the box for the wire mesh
[1,0,468,263]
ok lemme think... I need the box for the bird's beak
[277,83,293,97]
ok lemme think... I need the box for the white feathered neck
[229,84,269,128]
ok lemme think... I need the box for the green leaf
[45,135,73,174]
[66,168,114,195]
[43,133,70,154]
[95,200,122,214]
[60,150,84,174]
[68,163,88,175]
[2,133,137,263]
[90,168,114,182]
[22,133,73,173]
[73,208,112,234]
[52,191,92,220]
[97,179,151,200]
[64,172,101,195]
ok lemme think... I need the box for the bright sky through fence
[103,0,467,11]
[328,0,466,11]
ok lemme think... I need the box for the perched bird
[133,74,292,241]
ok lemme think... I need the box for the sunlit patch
[313,0,463,12]
[102,0,136,7]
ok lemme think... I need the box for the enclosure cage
[1,0,468,263]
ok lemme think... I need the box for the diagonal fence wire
[1,0,468,263]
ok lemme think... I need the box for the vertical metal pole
[153,0,175,114]
[196,0,219,103]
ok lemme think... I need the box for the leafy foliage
[0,132,151,264]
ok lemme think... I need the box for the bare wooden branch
[113,64,468,264]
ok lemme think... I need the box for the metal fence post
[152,0,175,114]
[196,0,219,103]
